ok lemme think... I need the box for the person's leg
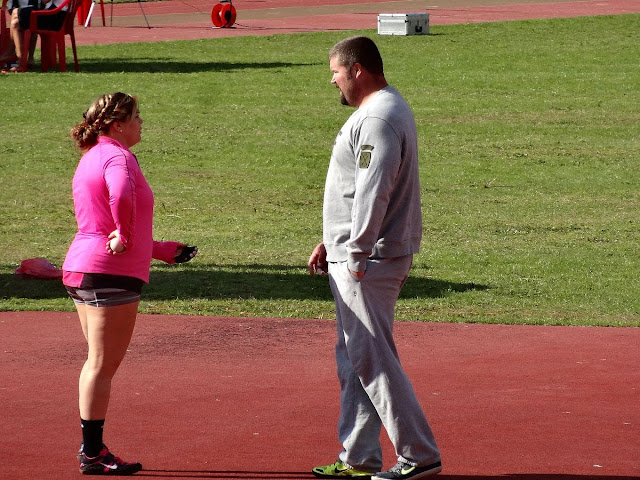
[9,7,33,71]
[78,301,139,422]
[75,303,105,457]
[77,303,89,341]
[7,9,19,58]
[330,263,384,472]
[11,4,39,71]
[69,286,142,475]
[332,257,440,467]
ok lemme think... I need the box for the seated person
[1,0,67,72]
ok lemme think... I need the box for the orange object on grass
[211,1,236,28]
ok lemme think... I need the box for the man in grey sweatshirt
[308,36,442,480]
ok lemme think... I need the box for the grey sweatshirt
[323,86,423,272]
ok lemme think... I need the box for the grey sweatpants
[328,256,441,472]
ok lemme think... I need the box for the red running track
[71,0,640,45]
[1,311,639,479]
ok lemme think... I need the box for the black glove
[175,246,198,263]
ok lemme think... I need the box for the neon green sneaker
[312,460,373,478]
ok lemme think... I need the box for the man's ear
[352,62,363,78]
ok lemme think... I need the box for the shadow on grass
[77,59,319,74]
[0,263,487,301]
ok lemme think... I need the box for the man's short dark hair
[329,36,384,75]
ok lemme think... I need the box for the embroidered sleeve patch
[358,145,374,169]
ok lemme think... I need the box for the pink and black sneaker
[78,444,142,475]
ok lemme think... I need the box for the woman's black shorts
[65,273,144,308]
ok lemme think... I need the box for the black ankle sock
[81,419,105,457]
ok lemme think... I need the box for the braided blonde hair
[70,93,138,150]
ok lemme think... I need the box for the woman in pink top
[63,92,197,475]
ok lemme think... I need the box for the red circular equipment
[211,3,237,28]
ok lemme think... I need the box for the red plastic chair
[0,0,7,49]
[21,0,81,72]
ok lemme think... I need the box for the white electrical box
[377,13,430,36]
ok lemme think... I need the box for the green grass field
[1,14,639,325]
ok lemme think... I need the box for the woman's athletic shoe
[78,444,142,475]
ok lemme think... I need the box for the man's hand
[308,242,328,276]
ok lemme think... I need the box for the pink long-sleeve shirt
[62,136,178,285]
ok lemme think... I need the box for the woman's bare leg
[78,301,139,420]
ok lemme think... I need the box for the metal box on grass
[377,13,429,36]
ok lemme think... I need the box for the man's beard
[340,90,349,106]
